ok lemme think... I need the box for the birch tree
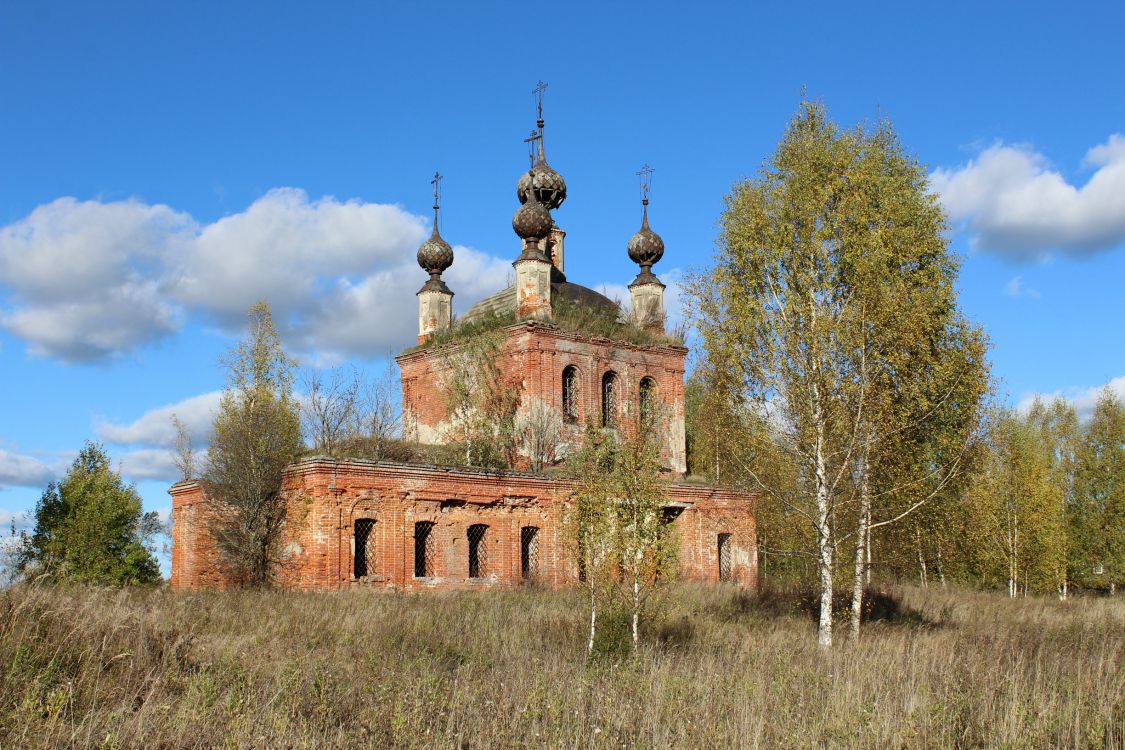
[1072,387,1125,594]
[689,101,988,646]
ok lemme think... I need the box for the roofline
[396,319,687,364]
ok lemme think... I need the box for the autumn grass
[1,583,1121,749]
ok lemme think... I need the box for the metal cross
[532,80,548,120]
[523,129,541,167]
[430,171,443,209]
[636,163,655,201]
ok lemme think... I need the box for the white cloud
[0,450,57,489]
[931,134,1125,261]
[0,197,191,361]
[0,508,32,533]
[1017,376,1125,421]
[1003,275,1040,299]
[0,189,514,363]
[174,188,427,323]
[96,391,222,448]
[116,449,180,482]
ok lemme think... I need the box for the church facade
[170,100,757,592]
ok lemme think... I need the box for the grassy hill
[1,583,1121,748]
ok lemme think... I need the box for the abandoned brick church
[169,98,758,591]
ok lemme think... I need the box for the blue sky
[2,1,1124,562]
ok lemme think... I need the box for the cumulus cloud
[931,134,1125,261]
[1003,276,1040,299]
[115,449,180,482]
[1017,376,1125,421]
[0,189,512,363]
[0,198,191,361]
[96,391,222,448]
[0,450,58,489]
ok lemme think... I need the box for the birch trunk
[813,395,834,649]
[849,462,872,641]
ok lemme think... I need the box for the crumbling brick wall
[170,458,757,591]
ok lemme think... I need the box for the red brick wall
[397,322,689,472]
[170,459,757,591]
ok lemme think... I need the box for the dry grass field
[1,582,1122,749]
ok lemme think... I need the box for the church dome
[627,202,664,268]
[517,159,567,210]
[417,226,454,277]
[512,195,553,240]
[459,281,623,327]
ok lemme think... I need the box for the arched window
[467,524,489,579]
[718,533,733,582]
[562,366,579,423]
[639,377,657,424]
[354,519,376,578]
[601,371,619,428]
[521,526,540,579]
[414,522,435,578]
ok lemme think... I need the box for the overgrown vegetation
[1,583,1120,748]
[405,293,684,354]
[202,301,302,588]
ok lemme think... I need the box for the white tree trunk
[849,469,871,642]
[814,400,834,649]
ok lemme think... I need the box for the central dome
[459,282,621,327]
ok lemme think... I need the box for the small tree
[567,423,617,656]
[15,442,162,585]
[611,428,676,649]
[568,421,675,656]
[300,366,361,456]
[444,331,520,469]
[203,301,302,588]
[357,362,402,460]
[171,413,196,481]
[517,400,563,471]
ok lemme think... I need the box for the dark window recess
[639,377,656,423]
[414,521,435,577]
[601,372,619,428]
[521,526,540,579]
[467,524,489,579]
[354,519,376,578]
[718,533,733,582]
[661,506,684,524]
[562,367,579,423]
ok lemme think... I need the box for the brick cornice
[394,320,688,365]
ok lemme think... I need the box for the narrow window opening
[414,521,435,578]
[639,377,656,425]
[601,372,619,428]
[354,519,376,578]
[521,526,540,579]
[562,366,579,423]
[718,533,733,582]
[467,524,489,579]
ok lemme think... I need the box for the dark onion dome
[512,191,553,241]
[627,199,665,271]
[417,222,454,278]
[516,159,567,210]
[516,128,567,210]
